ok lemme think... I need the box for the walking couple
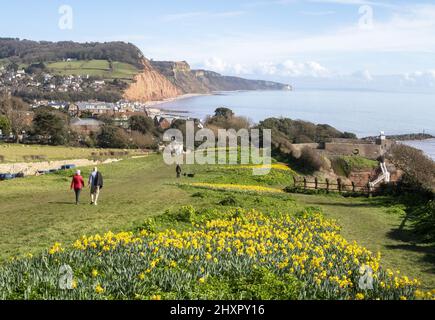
[70,167,104,205]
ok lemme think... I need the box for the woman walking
[70,170,85,205]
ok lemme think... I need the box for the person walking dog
[70,170,85,205]
[176,164,182,178]
[88,167,104,206]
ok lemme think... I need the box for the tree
[97,125,130,149]
[296,147,326,173]
[25,62,46,74]
[0,95,30,142]
[7,62,19,72]
[206,108,250,131]
[388,144,435,191]
[0,115,11,135]
[32,110,70,145]
[129,115,156,135]
[129,130,157,150]
[214,107,234,119]
[96,114,114,125]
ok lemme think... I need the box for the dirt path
[0,158,124,175]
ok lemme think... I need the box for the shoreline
[144,93,212,111]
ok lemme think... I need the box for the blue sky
[2,0,435,89]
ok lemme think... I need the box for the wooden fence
[289,176,382,197]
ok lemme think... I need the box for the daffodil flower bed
[220,163,295,172]
[0,209,433,300]
[182,183,285,194]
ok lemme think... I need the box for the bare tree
[0,95,30,143]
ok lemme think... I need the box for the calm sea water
[158,89,435,159]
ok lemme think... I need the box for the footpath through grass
[0,155,433,289]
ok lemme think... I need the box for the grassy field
[0,144,147,163]
[0,58,9,68]
[0,154,434,290]
[46,59,139,80]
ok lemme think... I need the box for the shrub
[97,125,129,149]
[219,195,238,206]
[388,144,435,192]
[297,147,326,172]
[174,205,197,222]
[191,192,205,198]
[409,200,435,243]
[130,131,157,150]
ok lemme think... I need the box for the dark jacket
[90,172,104,189]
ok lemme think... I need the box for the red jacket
[71,175,84,190]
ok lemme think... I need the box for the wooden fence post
[315,177,318,190]
[293,176,297,188]
[326,179,330,194]
[337,178,342,193]
[303,177,307,190]
[352,181,356,193]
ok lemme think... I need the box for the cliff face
[124,59,291,102]
[150,61,292,94]
[123,59,181,102]
[194,70,291,92]
[150,61,210,94]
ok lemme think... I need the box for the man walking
[88,167,104,206]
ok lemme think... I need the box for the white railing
[369,161,390,188]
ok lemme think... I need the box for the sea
[157,89,435,160]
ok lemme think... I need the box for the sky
[2,0,435,90]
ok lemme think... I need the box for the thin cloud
[308,0,395,7]
[300,10,336,16]
[162,10,245,22]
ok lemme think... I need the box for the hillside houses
[68,102,117,117]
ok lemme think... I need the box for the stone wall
[323,143,383,159]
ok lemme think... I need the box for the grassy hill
[0,150,434,295]
[46,60,140,81]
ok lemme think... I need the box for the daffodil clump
[0,209,432,300]
[221,163,295,173]
[185,183,284,194]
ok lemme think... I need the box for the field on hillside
[0,58,8,67]
[46,59,139,80]
[0,153,434,299]
[0,144,147,163]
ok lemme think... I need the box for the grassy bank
[0,144,147,163]
[0,154,433,291]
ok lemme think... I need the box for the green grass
[0,58,9,68]
[46,59,139,80]
[331,155,379,177]
[0,154,433,290]
[0,144,146,163]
